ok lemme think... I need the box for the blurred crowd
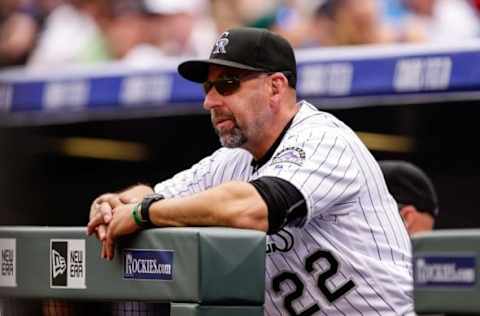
[1,0,480,69]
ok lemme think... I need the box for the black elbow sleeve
[250,176,307,235]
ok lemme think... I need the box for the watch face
[145,193,164,201]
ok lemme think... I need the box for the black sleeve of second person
[250,176,307,235]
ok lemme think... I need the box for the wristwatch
[140,193,165,227]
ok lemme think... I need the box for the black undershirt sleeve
[249,176,307,235]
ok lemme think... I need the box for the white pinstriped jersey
[154,101,413,316]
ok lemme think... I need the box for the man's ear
[399,205,417,229]
[269,72,288,108]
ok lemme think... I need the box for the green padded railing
[0,226,266,316]
[412,229,480,314]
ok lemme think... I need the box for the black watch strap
[140,193,164,227]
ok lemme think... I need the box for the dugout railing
[0,226,265,315]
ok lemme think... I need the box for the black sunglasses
[203,72,271,96]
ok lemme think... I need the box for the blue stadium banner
[2,42,480,123]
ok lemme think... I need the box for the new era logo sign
[51,242,67,287]
[50,239,86,289]
[0,238,16,287]
[51,249,66,279]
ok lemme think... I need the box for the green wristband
[131,203,144,227]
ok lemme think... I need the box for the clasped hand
[86,193,140,260]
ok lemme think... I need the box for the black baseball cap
[178,27,297,88]
[379,160,439,217]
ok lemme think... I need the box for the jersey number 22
[272,249,356,315]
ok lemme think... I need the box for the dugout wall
[0,227,265,315]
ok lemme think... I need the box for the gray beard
[216,126,247,148]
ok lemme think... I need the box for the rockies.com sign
[123,249,174,281]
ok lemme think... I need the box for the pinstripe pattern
[154,101,413,315]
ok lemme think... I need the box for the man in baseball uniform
[380,160,439,235]
[88,27,413,315]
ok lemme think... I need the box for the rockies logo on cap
[212,32,229,55]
